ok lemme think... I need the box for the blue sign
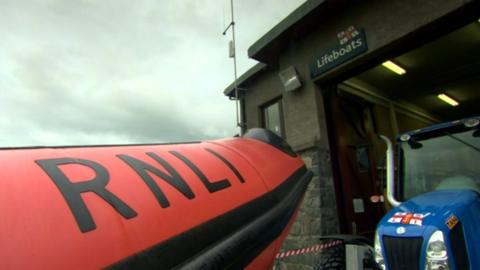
[310,26,368,78]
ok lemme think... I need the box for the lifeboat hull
[0,129,312,269]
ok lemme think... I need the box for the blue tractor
[374,116,480,270]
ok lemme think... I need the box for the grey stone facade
[273,147,339,269]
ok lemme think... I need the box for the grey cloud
[0,0,305,147]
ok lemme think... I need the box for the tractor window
[400,128,480,200]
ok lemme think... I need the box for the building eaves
[223,62,267,97]
[248,0,346,64]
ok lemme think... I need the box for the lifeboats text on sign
[309,26,368,78]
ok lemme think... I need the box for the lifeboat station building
[223,0,480,268]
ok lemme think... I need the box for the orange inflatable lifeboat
[0,129,312,269]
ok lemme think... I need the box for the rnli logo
[337,26,360,45]
[388,212,430,226]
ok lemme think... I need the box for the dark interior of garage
[346,20,480,122]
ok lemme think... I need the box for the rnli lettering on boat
[35,148,245,233]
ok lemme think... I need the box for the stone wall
[273,147,339,269]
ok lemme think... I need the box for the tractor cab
[375,116,480,270]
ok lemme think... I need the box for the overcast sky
[0,0,306,146]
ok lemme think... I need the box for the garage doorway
[325,89,386,237]
[325,18,480,236]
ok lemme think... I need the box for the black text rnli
[35,148,245,233]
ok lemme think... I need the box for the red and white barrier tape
[275,240,343,259]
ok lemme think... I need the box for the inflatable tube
[0,129,312,269]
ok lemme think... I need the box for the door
[326,89,385,237]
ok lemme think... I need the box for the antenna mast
[223,0,242,135]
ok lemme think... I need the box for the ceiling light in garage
[382,60,406,75]
[437,93,459,106]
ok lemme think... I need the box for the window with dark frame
[262,99,284,137]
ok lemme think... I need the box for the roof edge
[223,63,267,97]
[247,0,327,60]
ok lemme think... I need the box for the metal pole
[222,0,242,135]
[230,0,242,135]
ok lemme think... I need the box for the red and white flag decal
[388,212,429,226]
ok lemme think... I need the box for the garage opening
[326,19,480,236]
